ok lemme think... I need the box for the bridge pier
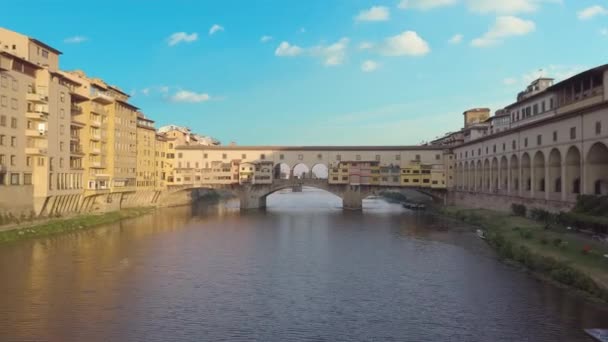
[342,185,364,211]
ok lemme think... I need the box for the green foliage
[529,208,554,223]
[0,207,154,244]
[511,203,527,217]
[558,212,608,234]
[574,195,608,216]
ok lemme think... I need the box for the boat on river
[585,329,608,342]
[402,202,426,210]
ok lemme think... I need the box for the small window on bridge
[356,155,361,161]
[336,154,341,161]
[298,154,303,160]
[242,154,247,159]
[280,154,284,160]
[317,154,322,159]
[203,153,207,159]
[260,154,265,160]
[222,154,227,159]
[395,155,400,160]
[375,155,380,161]
[435,154,440,160]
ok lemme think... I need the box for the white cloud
[160,86,169,94]
[379,31,430,56]
[471,16,535,47]
[171,90,211,103]
[168,32,198,46]
[358,41,374,50]
[64,36,88,44]
[467,0,545,14]
[260,35,273,43]
[355,6,390,21]
[311,38,350,66]
[361,60,379,72]
[577,5,608,20]
[398,0,457,10]
[209,24,224,35]
[601,28,608,36]
[503,77,518,85]
[141,88,150,96]
[448,34,463,44]
[275,41,304,57]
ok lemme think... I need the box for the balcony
[91,105,107,115]
[26,92,48,103]
[90,161,102,168]
[70,120,86,128]
[90,147,101,154]
[26,129,47,138]
[25,147,47,155]
[70,146,85,156]
[90,120,102,128]
[90,133,102,141]
[26,110,48,121]
[91,92,113,104]
[71,104,83,114]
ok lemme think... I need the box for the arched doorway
[483,159,490,192]
[586,142,608,195]
[510,154,519,194]
[491,157,499,192]
[292,163,311,179]
[521,153,531,196]
[533,151,546,198]
[565,146,581,200]
[311,164,329,179]
[463,162,469,190]
[477,160,483,190]
[500,156,508,193]
[273,163,291,179]
[548,148,562,200]
[457,162,463,189]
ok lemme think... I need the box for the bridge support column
[342,185,363,210]
[239,191,267,210]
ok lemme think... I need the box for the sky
[3,0,608,145]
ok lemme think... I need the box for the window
[336,154,341,161]
[541,101,546,112]
[533,104,538,115]
[375,155,381,161]
[298,154,303,160]
[0,115,5,126]
[10,98,17,109]
[203,153,208,159]
[415,154,420,161]
[41,49,49,58]
[279,154,284,160]
[10,155,16,166]
[59,142,64,152]
[60,108,65,119]
[356,155,361,161]
[0,135,4,146]
[395,154,400,161]
[260,154,265,160]
[12,80,17,91]
[10,173,19,185]
[570,127,576,140]
[11,117,17,128]
[0,154,4,165]
[550,98,554,109]
[26,156,31,167]
[60,92,65,103]
[537,134,542,146]
[0,96,6,107]
[553,131,558,142]
[524,137,528,147]
[222,153,227,159]
[436,154,441,160]
[493,145,496,153]
[11,136,16,147]
[596,121,602,135]
[318,153,322,160]
[502,143,506,151]
[242,154,246,159]
[23,173,32,185]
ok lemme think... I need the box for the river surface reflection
[0,188,607,341]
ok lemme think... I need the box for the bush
[558,212,608,234]
[511,203,527,217]
[540,237,548,245]
[552,238,562,246]
[519,229,533,239]
[530,208,553,223]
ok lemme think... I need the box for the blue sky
[4,0,608,145]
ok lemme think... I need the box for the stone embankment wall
[447,190,574,213]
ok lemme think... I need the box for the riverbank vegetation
[442,204,608,303]
[0,207,154,244]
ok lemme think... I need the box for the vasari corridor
[1,1,608,341]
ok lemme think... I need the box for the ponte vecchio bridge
[162,145,453,210]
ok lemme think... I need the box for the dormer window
[41,49,49,58]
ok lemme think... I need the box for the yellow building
[136,113,156,189]
[329,162,349,184]
[0,27,84,214]
[154,133,169,190]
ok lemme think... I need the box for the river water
[0,188,607,342]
